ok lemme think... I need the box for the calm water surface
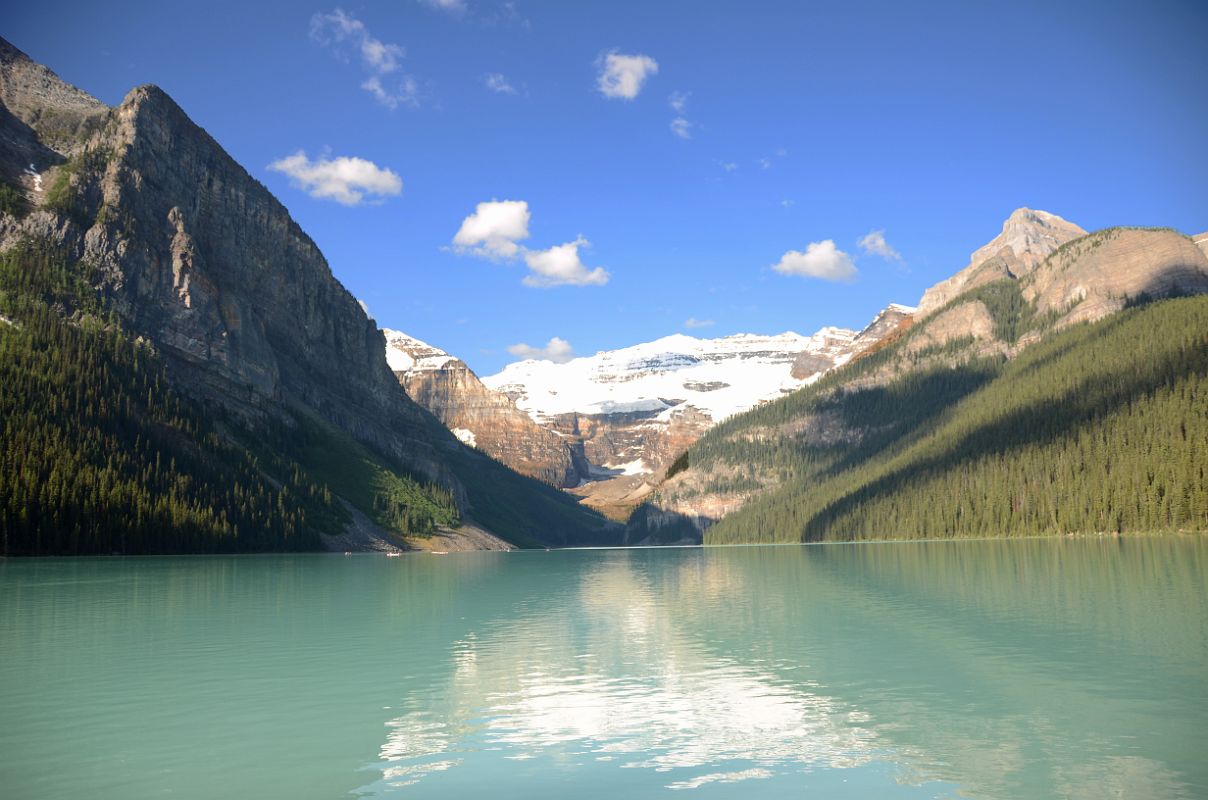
[1,538,1205,799]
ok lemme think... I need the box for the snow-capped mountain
[381,310,916,516]
[481,328,860,479]
[485,329,860,425]
[383,330,459,373]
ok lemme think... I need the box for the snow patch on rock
[24,163,42,192]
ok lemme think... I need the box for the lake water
[1,538,1205,799]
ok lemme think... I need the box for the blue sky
[7,0,1208,373]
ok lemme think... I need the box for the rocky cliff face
[58,85,448,471]
[1022,227,1208,328]
[836,303,916,364]
[789,325,871,379]
[0,38,457,488]
[385,329,586,487]
[0,37,616,547]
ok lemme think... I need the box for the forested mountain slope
[698,294,1208,542]
[632,223,1208,544]
[0,37,615,554]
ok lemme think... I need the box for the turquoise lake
[1,538,1205,799]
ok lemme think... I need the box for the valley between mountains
[1,35,1206,554]
[383,209,1208,543]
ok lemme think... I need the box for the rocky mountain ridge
[385,329,587,487]
[0,37,106,184]
[916,208,1087,317]
[0,36,614,551]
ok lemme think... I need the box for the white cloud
[418,0,466,13]
[719,161,738,173]
[453,199,531,259]
[508,337,574,363]
[484,73,517,94]
[452,201,608,288]
[523,237,609,287]
[758,157,771,169]
[597,51,658,100]
[780,199,794,208]
[357,299,374,320]
[668,91,693,139]
[772,241,857,282]
[362,74,420,109]
[311,9,403,72]
[267,150,402,206]
[311,8,420,108]
[857,229,902,262]
[684,317,714,329]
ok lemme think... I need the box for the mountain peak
[0,36,107,164]
[383,329,459,373]
[116,84,196,130]
[917,207,1087,317]
[973,207,1086,267]
[1007,206,1057,221]
[0,37,106,117]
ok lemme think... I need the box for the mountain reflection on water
[1,538,1203,799]
[357,539,1207,799]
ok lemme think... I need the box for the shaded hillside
[657,294,1208,543]
[0,241,342,554]
[633,220,1208,544]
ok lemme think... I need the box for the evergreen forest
[0,240,460,555]
[670,293,1208,543]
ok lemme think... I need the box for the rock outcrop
[917,208,1086,317]
[84,86,448,470]
[1023,227,1208,327]
[904,300,996,355]
[385,329,586,487]
[845,303,916,360]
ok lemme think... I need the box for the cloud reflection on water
[369,556,882,792]
[361,540,1203,799]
